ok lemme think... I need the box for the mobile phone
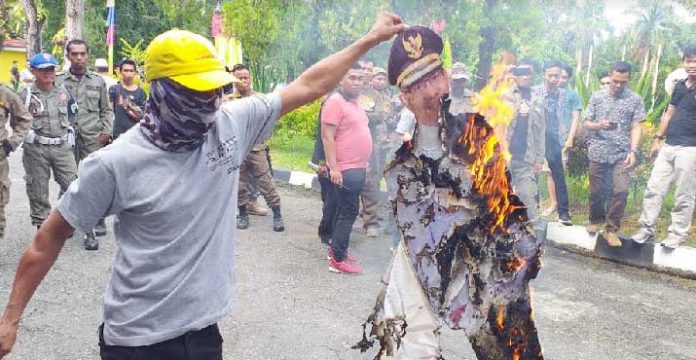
[607,122,618,130]
[512,66,532,76]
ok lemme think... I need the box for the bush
[273,99,321,141]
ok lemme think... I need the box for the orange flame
[495,306,506,331]
[458,53,519,233]
[474,52,515,161]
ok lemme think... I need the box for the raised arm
[279,12,404,116]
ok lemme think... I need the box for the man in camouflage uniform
[0,84,32,239]
[449,62,476,116]
[358,67,391,237]
[20,54,78,230]
[229,64,285,232]
[57,39,114,250]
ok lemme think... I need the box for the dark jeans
[99,323,223,360]
[318,175,335,244]
[589,160,629,231]
[329,168,366,262]
[545,136,570,218]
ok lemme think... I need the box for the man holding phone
[583,61,646,247]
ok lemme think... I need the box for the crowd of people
[309,43,696,275]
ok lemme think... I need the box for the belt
[35,133,67,145]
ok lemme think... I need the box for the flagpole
[106,0,115,74]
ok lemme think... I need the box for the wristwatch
[653,134,665,140]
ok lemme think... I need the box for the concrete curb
[272,168,696,279]
[546,222,696,279]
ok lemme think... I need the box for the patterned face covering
[140,78,222,152]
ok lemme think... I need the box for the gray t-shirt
[57,92,282,346]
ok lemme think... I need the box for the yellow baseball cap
[144,29,238,92]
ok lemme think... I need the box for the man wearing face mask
[0,13,404,359]
[357,26,543,360]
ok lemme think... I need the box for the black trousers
[99,323,223,360]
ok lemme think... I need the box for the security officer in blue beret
[20,53,78,232]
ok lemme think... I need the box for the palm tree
[628,0,677,60]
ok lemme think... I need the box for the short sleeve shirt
[562,88,582,132]
[665,81,696,147]
[583,88,646,163]
[56,92,282,347]
[321,93,372,171]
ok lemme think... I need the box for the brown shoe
[603,231,622,247]
[247,201,268,216]
[586,224,600,235]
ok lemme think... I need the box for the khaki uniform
[56,70,114,163]
[505,86,546,224]
[0,86,33,234]
[20,84,78,226]
[358,87,392,230]
[227,92,281,209]
[449,89,476,116]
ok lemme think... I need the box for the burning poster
[355,26,544,360]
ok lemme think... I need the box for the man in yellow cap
[0,12,405,359]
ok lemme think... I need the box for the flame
[458,53,519,233]
[506,256,526,272]
[473,52,515,161]
[495,306,506,331]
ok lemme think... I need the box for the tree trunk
[475,0,497,91]
[0,0,6,50]
[63,0,84,69]
[19,0,43,57]
[65,0,85,41]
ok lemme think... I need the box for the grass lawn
[267,135,314,172]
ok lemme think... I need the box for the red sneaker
[327,248,358,263]
[329,258,364,274]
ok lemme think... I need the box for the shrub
[273,99,321,142]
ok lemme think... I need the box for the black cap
[388,25,443,89]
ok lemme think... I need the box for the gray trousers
[638,144,696,241]
[509,160,539,224]
[23,142,78,226]
[0,155,9,232]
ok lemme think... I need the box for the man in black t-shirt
[110,59,146,139]
[631,44,696,249]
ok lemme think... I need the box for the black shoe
[237,214,249,230]
[273,217,285,232]
[558,214,573,226]
[94,219,107,237]
[84,232,99,250]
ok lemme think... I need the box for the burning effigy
[354,26,544,360]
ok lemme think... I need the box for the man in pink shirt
[321,63,372,274]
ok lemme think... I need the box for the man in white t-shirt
[0,13,405,359]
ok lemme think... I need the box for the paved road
[1,150,695,360]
